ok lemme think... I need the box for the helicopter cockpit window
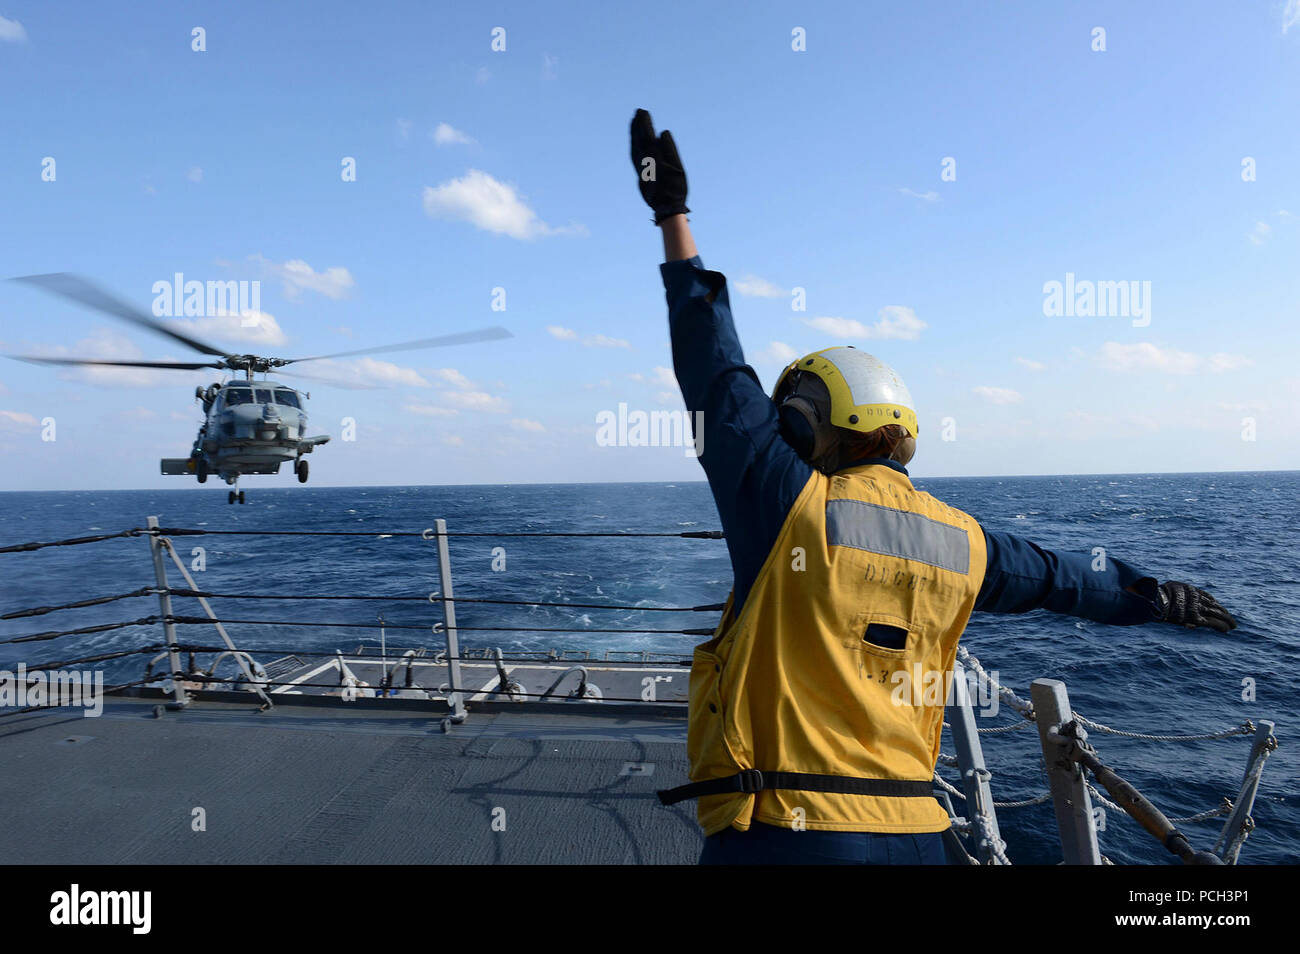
[274,390,301,409]
[254,388,274,404]
[223,387,254,406]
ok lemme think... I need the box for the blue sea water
[1,472,1295,865]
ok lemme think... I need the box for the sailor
[629,109,1239,865]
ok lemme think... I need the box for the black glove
[630,108,689,225]
[1157,581,1238,633]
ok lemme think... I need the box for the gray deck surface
[0,694,701,864]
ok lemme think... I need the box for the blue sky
[1,1,1298,490]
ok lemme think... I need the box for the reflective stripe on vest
[826,498,971,574]
[681,463,988,836]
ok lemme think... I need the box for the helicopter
[5,273,511,503]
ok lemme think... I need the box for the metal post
[1031,678,1101,864]
[159,536,271,708]
[948,658,1005,863]
[1214,720,1276,863]
[145,516,188,708]
[434,519,466,723]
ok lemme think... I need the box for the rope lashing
[1048,719,1223,865]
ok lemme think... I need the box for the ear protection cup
[778,398,819,460]
[891,435,916,466]
[775,372,837,464]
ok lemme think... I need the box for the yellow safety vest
[686,462,987,834]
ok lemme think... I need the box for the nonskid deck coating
[0,694,700,864]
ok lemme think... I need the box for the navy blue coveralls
[662,257,1164,864]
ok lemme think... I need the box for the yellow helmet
[772,347,918,465]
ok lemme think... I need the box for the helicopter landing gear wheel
[296,458,309,483]
[228,490,236,505]
[239,490,246,504]
[196,460,208,484]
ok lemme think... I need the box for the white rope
[935,769,1052,809]
[1085,782,1231,824]
[958,645,1255,743]
[1072,713,1254,743]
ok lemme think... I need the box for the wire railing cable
[0,528,145,554]
[1,587,156,620]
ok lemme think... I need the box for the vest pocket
[851,612,913,658]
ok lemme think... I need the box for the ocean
[1,472,1295,865]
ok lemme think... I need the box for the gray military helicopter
[6,273,510,503]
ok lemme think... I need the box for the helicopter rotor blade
[9,273,233,359]
[5,355,224,371]
[282,326,512,365]
[273,367,384,390]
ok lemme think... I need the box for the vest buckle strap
[655,770,933,807]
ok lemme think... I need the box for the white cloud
[404,403,458,417]
[1015,357,1047,372]
[803,305,926,341]
[541,53,558,80]
[23,330,208,389]
[1207,352,1254,373]
[305,357,430,389]
[1098,342,1199,374]
[898,187,939,202]
[438,389,510,413]
[511,417,545,432]
[1096,342,1252,376]
[166,310,288,347]
[187,166,203,184]
[650,366,677,388]
[432,122,475,146]
[0,15,27,42]
[972,386,1023,405]
[396,118,413,140]
[1248,221,1271,246]
[0,410,39,429]
[429,367,475,389]
[760,341,800,364]
[250,254,356,300]
[421,169,585,240]
[583,334,630,349]
[1284,0,1299,34]
[547,325,578,340]
[734,274,786,298]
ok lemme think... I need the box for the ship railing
[0,518,1279,864]
[0,516,721,722]
[935,645,1278,866]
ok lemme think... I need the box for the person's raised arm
[629,108,811,610]
[660,214,698,263]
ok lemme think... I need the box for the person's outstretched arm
[630,109,811,611]
[975,527,1238,633]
